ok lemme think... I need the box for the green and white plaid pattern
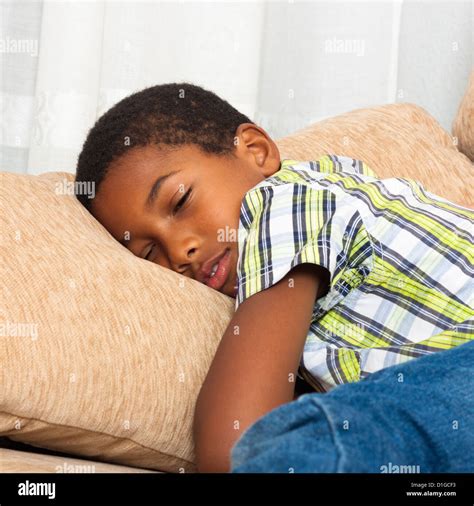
[235,155,474,391]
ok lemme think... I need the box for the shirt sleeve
[234,181,367,310]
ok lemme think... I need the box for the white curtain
[1,0,472,175]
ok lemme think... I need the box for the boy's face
[90,125,280,298]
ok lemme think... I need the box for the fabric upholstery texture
[1,102,472,473]
[0,447,159,473]
[1,170,233,472]
[452,70,474,163]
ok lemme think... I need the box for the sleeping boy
[74,82,474,472]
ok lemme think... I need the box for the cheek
[200,187,241,240]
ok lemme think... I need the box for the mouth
[204,248,232,291]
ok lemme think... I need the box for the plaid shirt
[235,155,474,392]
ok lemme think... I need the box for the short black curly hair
[75,81,254,212]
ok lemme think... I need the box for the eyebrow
[145,169,182,210]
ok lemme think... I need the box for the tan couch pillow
[1,170,233,473]
[0,448,159,473]
[1,102,472,474]
[452,70,474,163]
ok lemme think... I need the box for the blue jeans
[230,340,474,473]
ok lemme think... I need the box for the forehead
[90,145,178,236]
[97,143,215,203]
[90,143,218,240]
[104,144,190,187]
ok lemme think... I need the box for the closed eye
[144,187,193,260]
[173,187,192,214]
[144,245,155,260]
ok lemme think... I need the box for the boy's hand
[193,262,327,473]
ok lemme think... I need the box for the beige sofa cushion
[452,70,474,163]
[1,170,233,473]
[1,102,472,474]
[0,448,158,473]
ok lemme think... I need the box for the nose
[170,244,198,277]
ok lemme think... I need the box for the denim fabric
[230,340,474,473]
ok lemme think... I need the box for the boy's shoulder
[278,155,378,179]
[247,154,377,196]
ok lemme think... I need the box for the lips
[205,248,231,290]
[200,249,228,284]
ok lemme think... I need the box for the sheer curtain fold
[0,0,471,175]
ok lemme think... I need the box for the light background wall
[0,0,472,175]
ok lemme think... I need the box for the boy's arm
[193,262,326,473]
